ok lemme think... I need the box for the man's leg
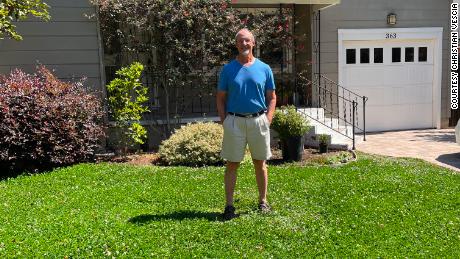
[252,159,268,204]
[247,115,271,209]
[225,161,240,206]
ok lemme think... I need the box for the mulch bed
[98,148,355,167]
[268,148,354,166]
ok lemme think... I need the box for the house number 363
[386,33,397,39]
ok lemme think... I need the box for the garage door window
[346,49,356,64]
[360,48,370,63]
[392,48,401,62]
[419,47,427,62]
[405,47,414,62]
[374,48,383,63]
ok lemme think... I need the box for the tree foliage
[91,0,297,134]
[93,0,293,70]
[0,0,50,40]
[106,62,149,151]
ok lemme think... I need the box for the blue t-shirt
[217,58,275,114]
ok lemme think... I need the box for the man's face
[236,32,254,57]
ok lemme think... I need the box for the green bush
[158,122,223,166]
[271,105,311,139]
[106,62,149,153]
[317,134,331,144]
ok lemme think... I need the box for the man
[216,28,277,220]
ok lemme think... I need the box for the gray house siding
[313,0,452,128]
[0,0,103,93]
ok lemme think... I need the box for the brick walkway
[356,129,460,172]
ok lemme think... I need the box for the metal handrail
[319,74,365,100]
[300,74,367,150]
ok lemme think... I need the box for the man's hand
[266,114,273,125]
[265,90,276,125]
[216,90,227,125]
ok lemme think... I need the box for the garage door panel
[392,86,428,105]
[384,104,432,130]
[348,87,387,106]
[414,84,433,104]
[408,65,433,84]
[388,84,431,104]
[357,104,432,132]
[345,66,385,86]
[383,66,409,86]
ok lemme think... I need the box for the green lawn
[0,154,459,257]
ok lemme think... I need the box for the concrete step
[304,120,364,150]
[298,108,364,150]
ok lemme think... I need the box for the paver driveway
[356,129,460,172]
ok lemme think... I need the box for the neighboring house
[0,0,456,146]
[0,0,104,96]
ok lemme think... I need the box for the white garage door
[341,40,435,132]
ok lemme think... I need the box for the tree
[106,62,149,154]
[0,0,50,40]
[92,0,297,136]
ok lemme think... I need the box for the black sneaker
[222,205,237,221]
[258,202,271,213]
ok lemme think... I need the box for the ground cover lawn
[0,153,459,257]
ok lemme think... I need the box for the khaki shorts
[220,114,272,162]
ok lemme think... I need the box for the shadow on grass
[128,210,224,224]
[267,158,289,166]
[0,163,59,181]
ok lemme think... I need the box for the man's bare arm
[265,90,277,124]
[216,90,227,124]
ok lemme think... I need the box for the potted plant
[317,134,330,153]
[271,105,312,161]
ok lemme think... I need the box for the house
[317,0,451,133]
[0,0,455,148]
[0,0,105,97]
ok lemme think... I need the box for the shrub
[271,105,311,139]
[0,67,105,173]
[106,62,149,154]
[317,134,331,145]
[158,122,223,166]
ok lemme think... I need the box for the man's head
[235,28,255,57]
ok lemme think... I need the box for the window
[405,47,414,62]
[374,48,383,63]
[360,48,370,63]
[392,48,401,63]
[346,49,356,64]
[419,47,427,62]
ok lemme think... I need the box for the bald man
[216,28,277,220]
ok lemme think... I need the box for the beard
[241,49,250,56]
